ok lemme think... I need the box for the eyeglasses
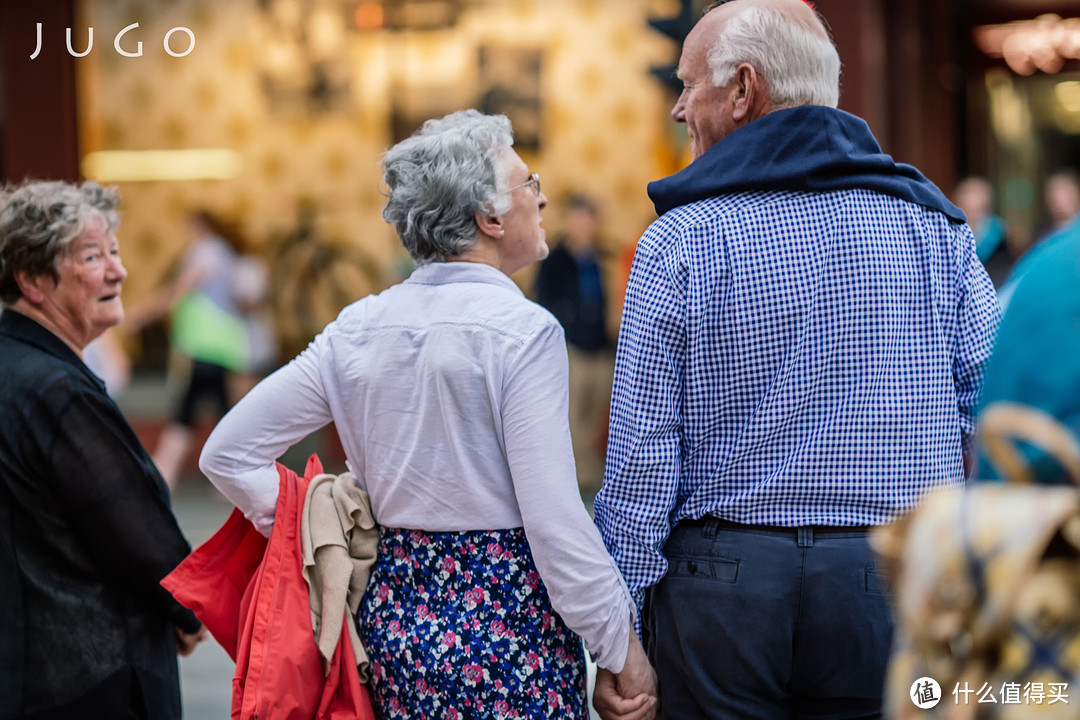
[501,172,541,197]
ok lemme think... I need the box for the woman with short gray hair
[201,110,657,719]
[0,179,205,720]
[381,110,514,264]
[0,180,119,303]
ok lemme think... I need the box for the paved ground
[169,477,238,719]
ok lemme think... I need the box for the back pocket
[668,555,739,584]
[865,565,891,595]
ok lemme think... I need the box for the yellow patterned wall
[75,0,683,352]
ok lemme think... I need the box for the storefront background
[3,0,1080,363]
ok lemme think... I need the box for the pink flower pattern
[358,527,587,719]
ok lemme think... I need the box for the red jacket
[162,456,375,720]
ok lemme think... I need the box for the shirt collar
[0,308,106,390]
[404,261,525,297]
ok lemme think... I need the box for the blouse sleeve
[199,329,334,536]
[500,318,635,673]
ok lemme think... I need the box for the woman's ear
[13,269,49,305]
[475,210,504,240]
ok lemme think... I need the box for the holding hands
[593,625,659,720]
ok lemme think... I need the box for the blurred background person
[231,244,279,399]
[999,169,1080,310]
[83,326,133,397]
[200,110,656,720]
[1038,169,1080,242]
[534,193,615,494]
[0,179,205,720]
[976,205,1080,484]
[128,210,249,490]
[953,176,1013,287]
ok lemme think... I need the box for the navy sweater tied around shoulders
[647,105,965,223]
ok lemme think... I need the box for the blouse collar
[404,261,525,297]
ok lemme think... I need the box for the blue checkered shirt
[594,189,1000,617]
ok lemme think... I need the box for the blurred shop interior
[3,0,1080,369]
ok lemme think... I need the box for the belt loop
[704,516,719,539]
[797,526,813,548]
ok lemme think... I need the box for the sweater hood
[648,105,964,223]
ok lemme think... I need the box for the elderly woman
[200,110,657,720]
[0,180,205,720]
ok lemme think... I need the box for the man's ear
[475,210,504,240]
[13,269,49,305]
[731,63,761,123]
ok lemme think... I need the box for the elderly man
[593,0,999,717]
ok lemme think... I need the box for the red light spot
[354,2,384,31]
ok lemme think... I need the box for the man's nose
[671,91,687,123]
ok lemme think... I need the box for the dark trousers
[646,518,894,719]
[176,359,230,427]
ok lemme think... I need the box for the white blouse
[199,261,633,672]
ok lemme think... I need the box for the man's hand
[593,629,659,720]
[175,624,209,657]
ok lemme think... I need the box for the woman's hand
[175,624,209,657]
[593,627,659,720]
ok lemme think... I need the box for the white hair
[381,110,515,265]
[708,4,840,109]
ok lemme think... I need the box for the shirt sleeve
[199,328,335,536]
[593,235,686,635]
[33,378,200,632]
[500,317,635,673]
[953,224,1001,453]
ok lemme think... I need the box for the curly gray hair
[381,110,515,265]
[0,180,121,305]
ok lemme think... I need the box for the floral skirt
[357,527,588,720]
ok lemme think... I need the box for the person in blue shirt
[953,176,1012,286]
[592,0,1000,717]
[977,218,1080,484]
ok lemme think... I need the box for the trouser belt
[679,516,870,535]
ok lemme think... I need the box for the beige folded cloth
[301,471,380,681]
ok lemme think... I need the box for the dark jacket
[534,243,610,352]
[648,105,963,222]
[0,309,199,720]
